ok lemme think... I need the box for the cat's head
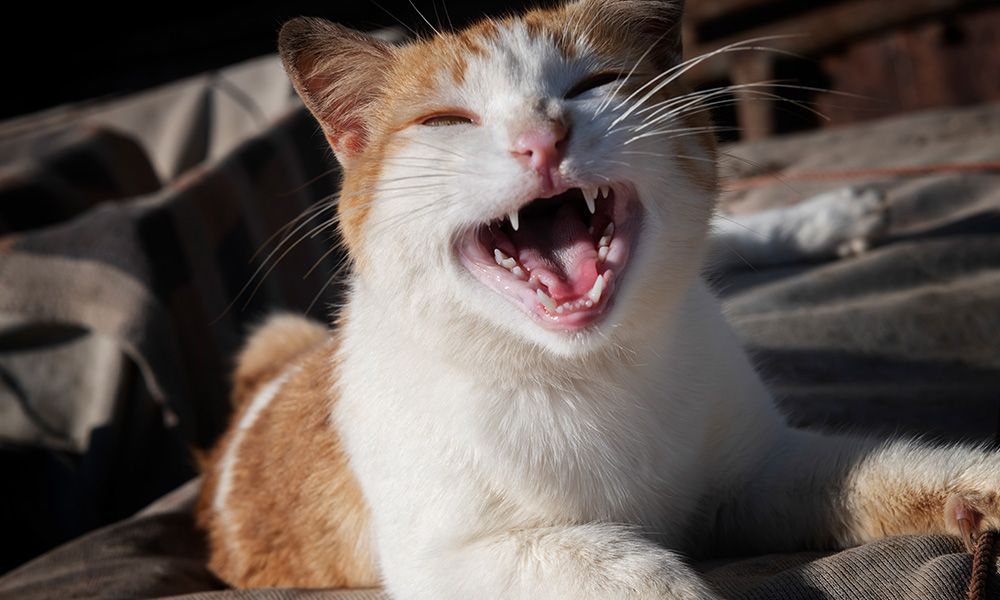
[280,0,717,360]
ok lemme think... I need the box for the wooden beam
[683,0,980,85]
[730,55,775,140]
[687,0,783,22]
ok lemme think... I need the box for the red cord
[724,161,1000,191]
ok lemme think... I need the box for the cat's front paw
[945,492,1000,552]
[789,186,888,258]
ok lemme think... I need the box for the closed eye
[565,71,625,99]
[420,114,475,127]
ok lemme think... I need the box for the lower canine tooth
[587,274,606,304]
[536,289,556,311]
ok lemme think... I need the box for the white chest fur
[334,279,783,561]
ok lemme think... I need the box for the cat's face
[281,0,717,358]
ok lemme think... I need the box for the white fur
[709,186,887,270]
[319,15,995,600]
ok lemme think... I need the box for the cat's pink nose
[512,122,568,188]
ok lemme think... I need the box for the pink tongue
[511,202,599,301]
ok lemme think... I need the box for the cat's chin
[456,183,640,333]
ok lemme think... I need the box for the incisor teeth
[536,289,556,312]
[587,274,606,304]
[583,187,597,214]
[508,211,520,231]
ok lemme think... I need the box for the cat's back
[196,315,379,588]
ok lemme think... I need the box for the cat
[196,1,998,598]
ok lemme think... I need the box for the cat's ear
[578,0,685,69]
[279,18,394,166]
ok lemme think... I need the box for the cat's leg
[712,427,1000,554]
[382,523,721,600]
[707,186,887,270]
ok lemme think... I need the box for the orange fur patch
[197,322,377,588]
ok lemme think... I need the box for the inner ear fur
[278,17,395,163]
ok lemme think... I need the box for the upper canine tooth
[536,289,556,311]
[583,187,597,214]
[587,274,606,304]
[508,211,520,231]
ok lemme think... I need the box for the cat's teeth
[599,185,610,198]
[536,289,556,312]
[598,246,609,261]
[598,222,614,247]
[582,187,597,214]
[555,305,565,314]
[495,248,523,275]
[587,274,606,304]
[508,211,520,231]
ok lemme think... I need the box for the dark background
[2,2,541,121]
[0,0,1000,139]
[5,0,1000,137]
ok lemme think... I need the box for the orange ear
[278,18,395,167]
[576,0,685,69]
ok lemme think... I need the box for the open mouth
[458,184,639,332]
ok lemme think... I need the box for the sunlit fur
[198,2,1000,599]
